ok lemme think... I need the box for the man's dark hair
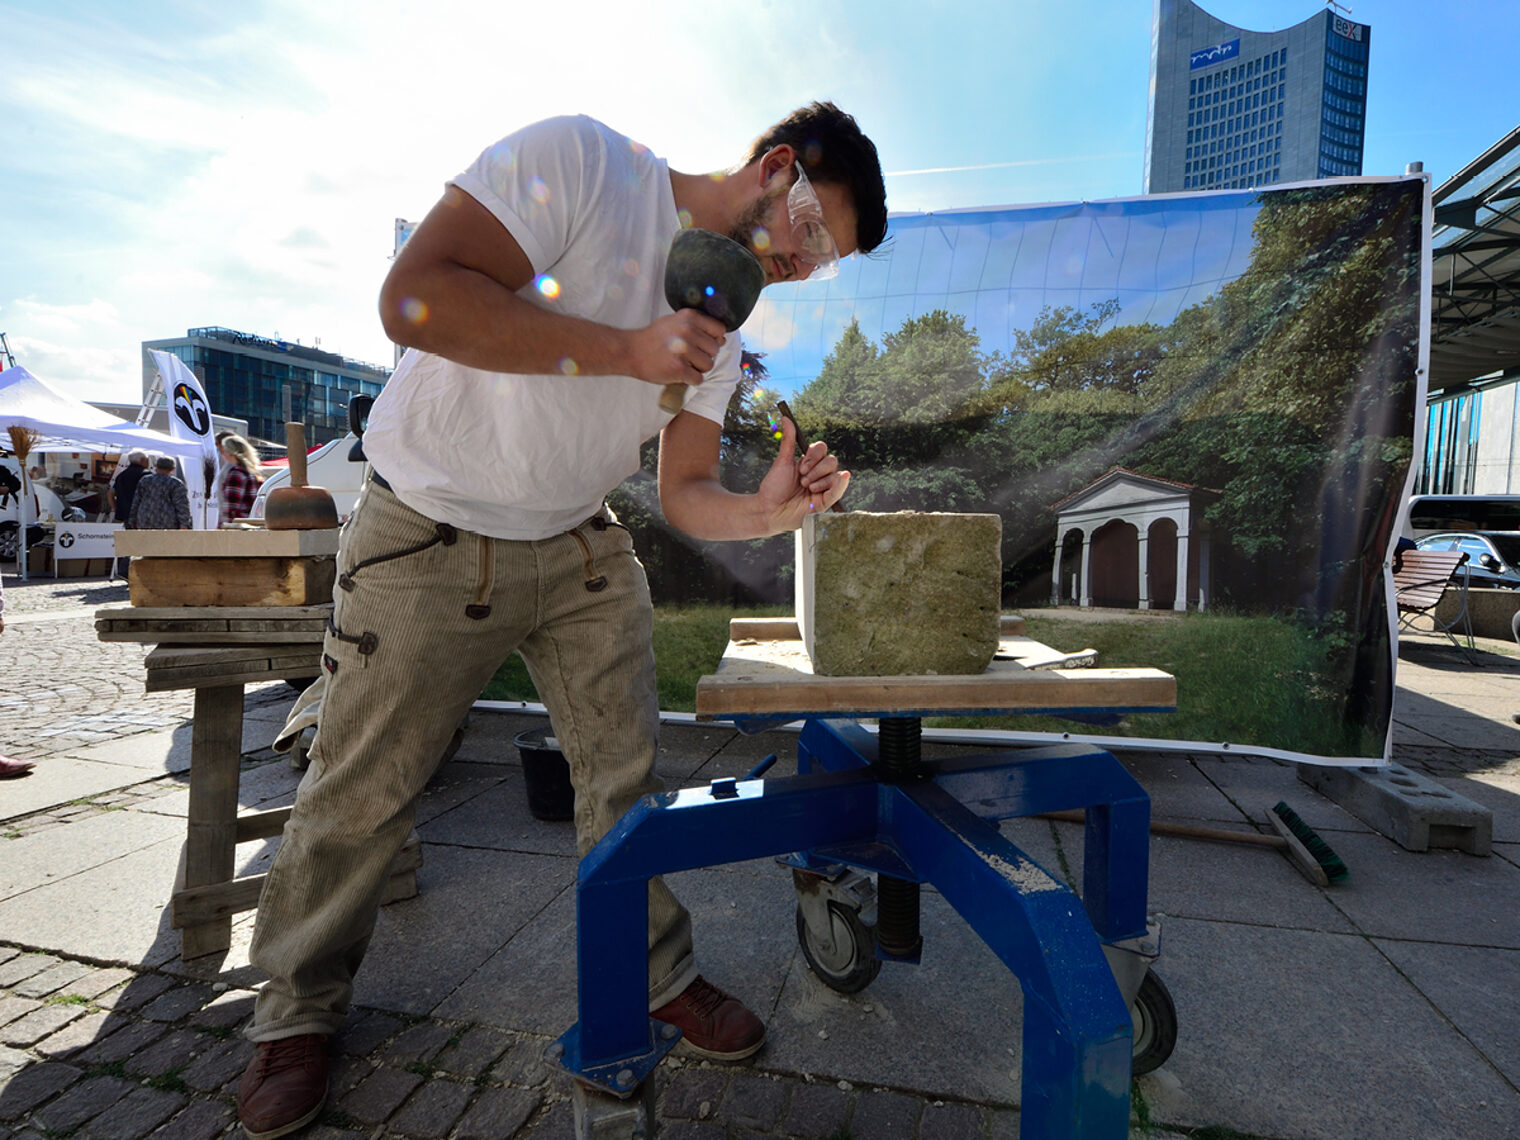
[154,456,177,472]
[747,101,887,255]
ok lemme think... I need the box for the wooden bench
[1393,548,1476,661]
[101,607,422,960]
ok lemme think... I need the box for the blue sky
[1,0,1513,405]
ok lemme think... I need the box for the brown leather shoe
[237,1033,330,1140]
[651,976,765,1061]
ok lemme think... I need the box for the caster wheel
[796,902,881,994]
[1130,970,1178,1076]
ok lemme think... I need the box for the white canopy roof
[0,364,198,458]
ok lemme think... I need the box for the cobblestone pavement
[0,943,1072,1140]
[0,578,291,763]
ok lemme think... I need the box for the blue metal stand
[555,714,1150,1139]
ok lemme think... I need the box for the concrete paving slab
[1393,689,1520,752]
[65,728,190,775]
[353,844,575,1019]
[1002,811,1359,934]
[1440,767,1520,843]
[0,810,184,902]
[64,712,296,775]
[416,775,580,858]
[1111,751,1253,825]
[413,763,511,827]
[1313,829,1520,948]
[0,758,155,823]
[130,756,303,821]
[768,884,1024,1107]
[0,837,184,967]
[1138,916,1520,1140]
[1374,938,1520,1090]
[432,881,578,1034]
[1190,756,1374,837]
[434,864,797,1042]
[662,862,803,1007]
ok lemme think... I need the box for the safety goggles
[787,165,840,280]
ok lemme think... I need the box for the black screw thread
[877,876,922,958]
[875,716,923,958]
[877,716,921,781]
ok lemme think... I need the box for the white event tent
[1,364,202,578]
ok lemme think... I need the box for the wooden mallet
[659,228,766,414]
[264,421,339,530]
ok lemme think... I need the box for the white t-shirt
[363,115,741,540]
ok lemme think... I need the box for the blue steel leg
[561,719,1144,1135]
[931,745,1150,942]
[559,767,880,1091]
[890,778,1133,1138]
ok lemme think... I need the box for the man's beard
[726,187,783,262]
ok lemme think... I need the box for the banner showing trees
[608,178,1426,759]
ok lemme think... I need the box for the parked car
[1415,532,1520,589]
[1407,494,1520,538]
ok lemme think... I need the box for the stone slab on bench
[795,510,1001,677]
[1298,761,1493,855]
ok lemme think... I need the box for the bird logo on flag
[173,382,210,436]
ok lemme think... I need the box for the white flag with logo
[149,349,220,529]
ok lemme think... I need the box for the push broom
[1038,801,1349,886]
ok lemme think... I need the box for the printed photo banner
[735,177,1429,763]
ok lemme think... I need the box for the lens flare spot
[400,297,429,324]
[676,209,693,229]
[751,226,772,251]
[803,142,823,166]
[628,140,648,155]
[704,285,715,297]
[528,177,551,204]
[535,274,561,299]
[558,357,579,375]
[623,258,640,277]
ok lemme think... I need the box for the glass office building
[142,328,390,450]
[1145,0,1369,194]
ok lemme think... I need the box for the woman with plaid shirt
[219,434,265,520]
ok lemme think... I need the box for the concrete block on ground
[795,510,1001,676]
[1298,762,1492,855]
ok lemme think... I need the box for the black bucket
[514,726,575,822]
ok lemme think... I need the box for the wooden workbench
[100,603,420,959]
[695,616,1177,721]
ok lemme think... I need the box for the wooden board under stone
[695,619,1175,721]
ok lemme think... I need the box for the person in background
[107,449,151,579]
[218,434,266,522]
[129,456,192,531]
[0,577,35,778]
[213,430,234,518]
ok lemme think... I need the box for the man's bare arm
[379,187,723,387]
[657,411,849,541]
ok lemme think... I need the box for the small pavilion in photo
[1050,467,1219,611]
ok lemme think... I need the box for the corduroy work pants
[247,477,695,1041]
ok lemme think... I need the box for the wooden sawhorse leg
[177,683,243,959]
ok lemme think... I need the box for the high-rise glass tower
[1145,0,1369,194]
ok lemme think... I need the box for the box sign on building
[1145,0,1369,195]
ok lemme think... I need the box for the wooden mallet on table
[658,228,767,414]
[264,421,339,530]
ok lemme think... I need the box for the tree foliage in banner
[608,182,1423,666]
